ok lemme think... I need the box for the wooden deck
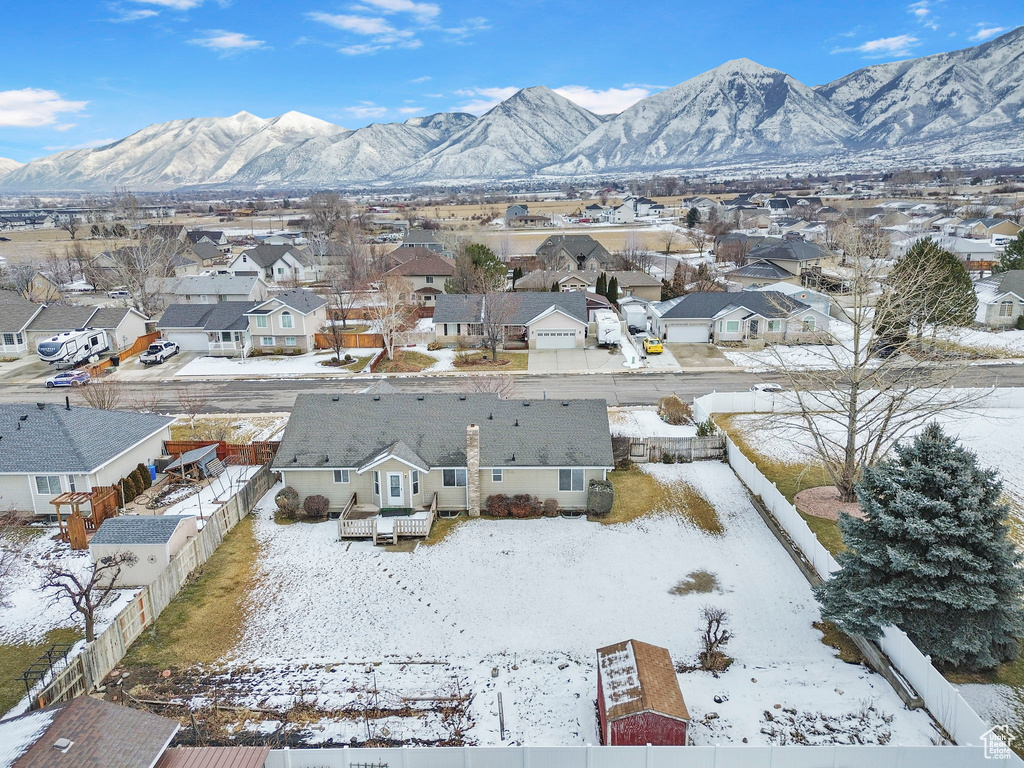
[338,492,438,545]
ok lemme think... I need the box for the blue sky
[0,0,1019,162]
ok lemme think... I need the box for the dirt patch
[794,486,864,522]
[670,570,720,596]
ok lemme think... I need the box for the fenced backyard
[163,439,280,466]
[619,435,726,463]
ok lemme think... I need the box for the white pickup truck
[139,340,179,365]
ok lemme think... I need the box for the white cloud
[309,12,397,36]
[128,0,203,8]
[355,0,440,22]
[553,85,652,114]
[398,106,423,114]
[0,88,88,128]
[309,5,483,55]
[454,86,519,114]
[109,7,160,21]
[832,34,921,57]
[410,75,431,83]
[43,137,117,151]
[344,101,388,119]
[189,30,267,53]
[907,1,939,30]
[424,93,444,98]
[969,24,1008,42]
[442,16,489,37]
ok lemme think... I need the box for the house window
[277,267,285,275]
[725,321,740,333]
[285,336,296,347]
[262,336,274,346]
[221,331,232,342]
[281,312,294,328]
[34,476,61,494]
[256,315,268,328]
[466,323,483,336]
[373,471,380,497]
[425,276,434,284]
[558,468,584,492]
[67,475,76,492]
[443,468,467,487]
[766,319,781,332]
[1000,301,1014,317]
[333,469,350,483]
[2,333,14,346]
[492,468,503,482]
[412,470,420,495]
[802,316,816,332]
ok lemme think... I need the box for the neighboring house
[747,282,832,317]
[955,218,1022,239]
[384,251,456,305]
[0,403,172,516]
[508,214,552,228]
[157,301,258,357]
[0,696,179,768]
[536,234,617,272]
[505,203,529,219]
[597,638,691,746]
[0,289,43,358]
[185,240,225,266]
[25,305,148,353]
[247,288,328,353]
[142,223,188,242]
[741,239,837,281]
[516,269,662,301]
[398,229,447,254]
[90,515,198,587]
[26,271,63,303]
[434,291,589,349]
[161,274,269,305]
[186,229,228,250]
[272,393,614,514]
[384,245,439,271]
[974,271,1024,327]
[931,216,963,236]
[727,259,799,287]
[228,244,317,283]
[649,291,830,344]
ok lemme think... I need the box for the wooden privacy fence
[87,331,161,376]
[164,440,280,465]
[314,332,384,349]
[28,463,278,711]
[613,435,726,464]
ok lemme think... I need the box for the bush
[302,494,330,520]
[343,353,354,362]
[427,341,444,351]
[486,494,511,518]
[118,475,137,504]
[658,395,693,425]
[696,418,718,437]
[1016,314,1024,331]
[542,498,559,517]
[510,494,541,518]
[587,479,614,517]
[129,468,146,494]
[662,452,676,464]
[136,463,152,490]
[275,486,300,518]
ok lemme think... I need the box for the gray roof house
[161,274,269,305]
[649,291,830,345]
[22,304,149,355]
[975,270,1024,327]
[227,243,318,283]
[90,514,198,586]
[158,300,258,357]
[246,288,329,354]
[434,292,589,349]
[273,393,613,525]
[0,290,43,358]
[536,234,617,272]
[0,403,173,515]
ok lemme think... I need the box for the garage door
[665,324,709,343]
[165,331,209,352]
[536,330,576,349]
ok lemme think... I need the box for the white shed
[89,515,197,586]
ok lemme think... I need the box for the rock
[750,677,757,683]
[774,703,782,709]
[558,663,569,670]
[161,669,171,678]
[705,712,719,720]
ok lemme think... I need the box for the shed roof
[90,515,196,546]
[598,639,690,722]
[154,746,271,768]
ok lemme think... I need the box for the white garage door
[536,330,576,349]
[665,323,709,343]
[164,331,209,352]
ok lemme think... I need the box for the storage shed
[597,639,690,746]
[89,515,197,586]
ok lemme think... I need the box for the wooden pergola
[51,487,118,550]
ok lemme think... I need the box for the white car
[139,340,179,365]
[107,289,131,299]
[750,382,783,393]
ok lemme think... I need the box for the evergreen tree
[511,266,524,289]
[606,276,619,303]
[816,423,1024,671]
[686,207,701,228]
[996,232,1024,273]
[884,238,976,338]
[550,281,559,292]
[596,272,607,297]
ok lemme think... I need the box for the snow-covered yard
[608,406,696,438]
[198,462,938,747]
[176,350,378,377]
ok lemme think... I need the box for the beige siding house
[650,291,831,344]
[247,288,328,353]
[433,292,589,349]
[384,251,455,306]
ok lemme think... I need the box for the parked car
[139,340,179,365]
[750,382,783,393]
[0,236,10,242]
[642,337,663,355]
[45,369,91,388]
[107,288,131,299]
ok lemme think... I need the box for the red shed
[596,639,690,746]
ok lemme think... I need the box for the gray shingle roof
[726,260,796,279]
[653,291,808,320]
[402,230,441,245]
[0,403,173,473]
[90,515,195,546]
[26,305,97,332]
[746,239,833,263]
[433,292,587,325]
[239,244,310,268]
[536,234,614,266]
[516,269,661,291]
[89,306,143,328]
[977,270,1024,301]
[0,290,41,332]
[158,301,258,331]
[261,288,327,314]
[273,393,613,470]
[169,274,262,296]
[385,252,455,277]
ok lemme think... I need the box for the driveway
[112,350,201,381]
[527,347,627,373]
[664,343,734,368]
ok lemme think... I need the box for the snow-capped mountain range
[3,27,1024,191]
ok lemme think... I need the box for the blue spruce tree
[816,422,1024,670]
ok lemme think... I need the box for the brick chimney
[466,423,481,517]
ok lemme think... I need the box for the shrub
[427,341,443,351]
[510,494,541,518]
[1016,314,1024,331]
[275,486,300,518]
[658,395,693,425]
[344,353,354,362]
[542,498,559,517]
[118,476,137,504]
[696,418,718,437]
[486,494,511,518]
[662,452,676,464]
[129,468,146,494]
[587,479,614,517]
[302,494,330,520]
[136,463,152,490]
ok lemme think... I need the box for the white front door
[386,472,404,507]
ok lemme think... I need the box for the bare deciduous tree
[659,228,678,256]
[0,511,22,608]
[697,605,732,672]
[56,213,81,240]
[366,273,412,361]
[685,228,708,259]
[307,192,350,240]
[480,292,522,363]
[175,384,210,436]
[466,376,516,400]
[0,263,37,299]
[320,265,367,360]
[40,551,137,641]
[76,377,129,410]
[617,230,653,273]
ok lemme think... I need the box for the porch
[337,491,438,546]
[207,331,252,358]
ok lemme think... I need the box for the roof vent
[332,396,339,401]
[19,414,27,421]
[510,453,515,462]
[523,401,530,406]
[53,738,73,753]
[562,401,569,406]
[514,419,519,427]
[37,403,45,410]
[373,395,380,401]
[458,395,466,400]
[488,412,493,420]
[417,395,424,401]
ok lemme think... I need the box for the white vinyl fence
[265,744,1016,767]
[694,389,1012,753]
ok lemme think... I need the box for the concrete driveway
[528,347,627,373]
[113,350,201,381]
[664,343,734,369]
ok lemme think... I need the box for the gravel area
[794,486,865,521]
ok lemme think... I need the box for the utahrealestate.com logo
[981,725,1014,760]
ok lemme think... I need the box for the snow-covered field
[176,350,378,377]
[608,407,696,438]
[212,463,937,747]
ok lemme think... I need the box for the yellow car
[643,337,663,355]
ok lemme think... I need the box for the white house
[89,515,198,587]
[157,301,257,357]
[161,274,269,305]
[649,291,830,344]
[228,244,318,283]
[246,288,328,354]
[747,282,832,317]
[974,271,1024,327]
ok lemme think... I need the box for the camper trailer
[37,328,110,367]
[594,309,622,348]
